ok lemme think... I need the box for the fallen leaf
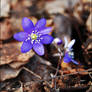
[0,65,21,81]
[0,42,34,65]
[0,19,12,40]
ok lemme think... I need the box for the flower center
[31,33,37,40]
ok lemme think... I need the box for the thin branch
[31,68,92,83]
[22,67,42,79]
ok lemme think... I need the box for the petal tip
[22,17,29,21]
[38,52,44,56]
[41,18,46,21]
[33,43,45,56]
[13,34,16,39]
[13,33,19,41]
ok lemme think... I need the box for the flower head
[53,38,62,45]
[63,53,79,65]
[13,17,53,56]
[63,37,79,65]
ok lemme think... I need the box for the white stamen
[31,40,34,44]
[28,37,30,40]
[40,37,43,40]
[39,39,40,42]
[35,30,37,33]
[25,39,28,41]
[32,31,35,33]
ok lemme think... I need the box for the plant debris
[0,0,92,92]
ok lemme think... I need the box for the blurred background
[0,0,92,92]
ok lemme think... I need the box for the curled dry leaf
[0,42,35,65]
[0,65,21,82]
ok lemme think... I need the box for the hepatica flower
[63,37,79,65]
[63,52,79,65]
[53,37,79,65]
[13,17,53,56]
[53,38,62,45]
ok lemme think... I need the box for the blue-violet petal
[13,32,28,41]
[71,59,79,65]
[33,42,44,56]
[35,18,46,30]
[63,56,71,63]
[39,27,52,35]
[21,40,33,53]
[40,34,53,44]
[22,17,34,33]
[63,53,71,63]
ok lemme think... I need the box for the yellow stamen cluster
[31,33,37,40]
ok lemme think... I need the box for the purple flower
[13,17,53,56]
[53,38,62,45]
[63,53,79,65]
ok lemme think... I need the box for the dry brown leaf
[0,65,21,81]
[63,68,89,75]
[77,68,89,75]
[0,19,13,40]
[10,0,18,7]
[82,0,92,3]
[45,0,80,14]
[10,18,22,32]
[9,61,28,69]
[45,0,65,14]
[46,19,53,26]
[0,42,34,65]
